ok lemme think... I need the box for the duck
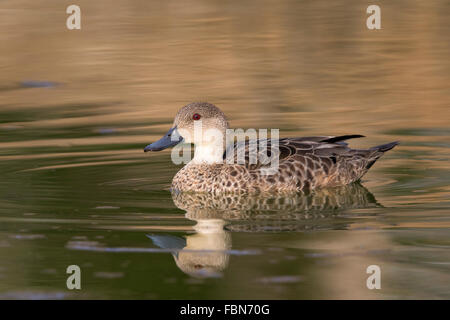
[144,102,398,193]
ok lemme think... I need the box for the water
[0,0,449,299]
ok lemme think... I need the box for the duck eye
[192,113,201,120]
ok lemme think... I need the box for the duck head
[144,102,229,163]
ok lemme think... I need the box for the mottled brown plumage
[145,102,398,194]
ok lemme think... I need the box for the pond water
[0,0,449,299]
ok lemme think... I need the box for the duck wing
[221,134,397,191]
[224,134,366,170]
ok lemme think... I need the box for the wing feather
[224,135,365,169]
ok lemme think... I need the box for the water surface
[0,0,449,299]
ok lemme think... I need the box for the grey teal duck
[144,102,398,193]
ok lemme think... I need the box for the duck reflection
[148,219,231,278]
[148,183,379,277]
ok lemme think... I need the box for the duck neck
[189,127,231,165]
[191,142,225,164]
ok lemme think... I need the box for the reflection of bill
[149,184,380,278]
[148,219,231,278]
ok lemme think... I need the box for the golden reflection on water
[1,0,449,136]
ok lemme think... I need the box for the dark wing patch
[320,135,365,144]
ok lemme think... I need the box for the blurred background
[0,0,449,299]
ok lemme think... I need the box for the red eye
[193,113,201,120]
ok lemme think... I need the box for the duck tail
[364,141,399,170]
[370,141,400,153]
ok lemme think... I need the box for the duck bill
[144,126,183,152]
